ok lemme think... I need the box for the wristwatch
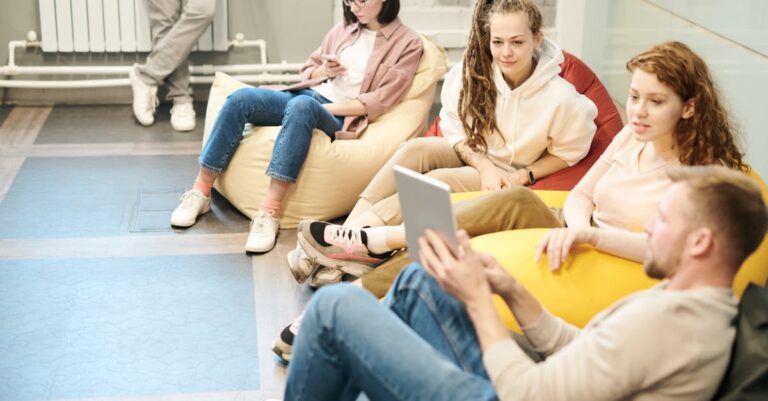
[524,167,536,185]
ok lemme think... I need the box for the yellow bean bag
[202,36,448,228]
[456,177,768,333]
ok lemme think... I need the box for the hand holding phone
[321,54,339,63]
[321,54,346,78]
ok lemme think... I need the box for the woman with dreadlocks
[287,0,597,284]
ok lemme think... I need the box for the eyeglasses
[342,0,368,7]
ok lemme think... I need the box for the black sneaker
[271,324,294,362]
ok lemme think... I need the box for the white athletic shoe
[170,102,196,132]
[170,189,211,227]
[129,65,158,126]
[245,210,279,253]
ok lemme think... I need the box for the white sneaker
[129,65,158,126]
[245,210,279,253]
[170,189,211,227]
[170,102,196,132]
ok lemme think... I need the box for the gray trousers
[137,0,216,104]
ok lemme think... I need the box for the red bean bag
[422,51,624,190]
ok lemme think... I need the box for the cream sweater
[563,125,679,261]
[484,283,738,400]
[439,38,597,170]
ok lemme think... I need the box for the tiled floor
[0,105,311,401]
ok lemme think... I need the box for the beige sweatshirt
[483,283,737,401]
[440,37,597,170]
[563,125,679,261]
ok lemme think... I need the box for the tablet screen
[393,165,458,262]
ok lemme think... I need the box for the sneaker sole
[271,338,292,362]
[171,123,196,132]
[308,269,343,288]
[297,232,375,278]
[244,232,278,254]
[170,203,211,228]
[287,249,318,284]
[244,241,277,254]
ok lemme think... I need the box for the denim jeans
[199,87,344,183]
[285,264,498,401]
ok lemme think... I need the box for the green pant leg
[455,187,564,236]
[361,187,566,298]
[361,251,412,298]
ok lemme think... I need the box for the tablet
[393,165,458,262]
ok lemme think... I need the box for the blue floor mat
[0,253,259,401]
[0,155,250,240]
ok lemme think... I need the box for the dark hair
[343,0,400,26]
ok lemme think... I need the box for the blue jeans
[199,87,344,183]
[285,264,498,401]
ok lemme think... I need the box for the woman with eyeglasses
[170,0,422,254]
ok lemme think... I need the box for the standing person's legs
[161,0,216,131]
[285,284,497,401]
[171,87,298,228]
[246,90,344,253]
[130,0,179,125]
[138,0,215,90]
[132,0,215,127]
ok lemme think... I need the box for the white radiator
[37,0,229,53]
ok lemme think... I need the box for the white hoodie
[440,38,597,171]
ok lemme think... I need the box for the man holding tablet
[281,165,767,401]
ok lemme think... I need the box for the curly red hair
[626,41,747,171]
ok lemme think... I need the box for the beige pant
[361,186,566,297]
[137,0,216,104]
[360,137,516,225]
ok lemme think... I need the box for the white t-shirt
[313,28,377,103]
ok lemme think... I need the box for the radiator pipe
[1,31,303,88]
[0,74,301,89]
[1,64,304,76]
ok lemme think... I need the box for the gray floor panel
[0,106,11,125]
[35,104,206,144]
[0,155,250,239]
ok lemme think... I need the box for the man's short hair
[668,165,768,267]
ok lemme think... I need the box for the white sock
[362,226,394,254]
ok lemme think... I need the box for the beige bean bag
[202,36,448,228]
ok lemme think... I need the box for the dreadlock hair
[626,41,747,171]
[458,0,543,153]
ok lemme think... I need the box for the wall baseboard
[0,84,212,106]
